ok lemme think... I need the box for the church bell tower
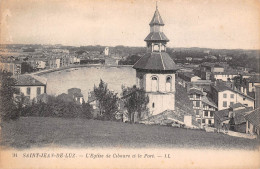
[133,4,179,116]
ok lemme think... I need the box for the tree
[82,101,93,119]
[14,93,30,116]
[21,62,34,74]
[0,70,19,121]
[121,85,149,123]
[119,55,141,65]
[94,79,119,120]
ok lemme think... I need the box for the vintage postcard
[0,0,260,168]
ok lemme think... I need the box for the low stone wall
[226,130,257,139]
[204,126,257,139]
[204,127,217,133]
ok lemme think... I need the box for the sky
[0,0,260,49]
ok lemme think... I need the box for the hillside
[1,117,259,149]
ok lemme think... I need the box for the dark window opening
[37,87,41,95]
[208,120,212,125]
[210,112,214,117]
[26,87,31,95]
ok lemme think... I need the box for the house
[247,75,260,92]
[105,57,119,66]
[28,58,46,70]
[193,58,203,62]
[0,61,22,75]
[185,57,192,61]
[14,74,46,101]
[204,55,217,60]
[255,85,260,109]
[71,57,80,64]
[196,62,226,80]
[211,69,241,82]
[178,72,201,88]
[188,88,217,126]
[198,69,212,80]
[47,57,60,69]
[245,108,260,135]
[214,103,253,133]
[201,95,217,126]
[87,91,99,118]
[186,79,212,93]
[188,88,203,121]
[68,88,84,104]
[218,55,233,61]
[60,55,71,67]
[211,82,255,110]
[35,59,46,69]
[200,62,224,73]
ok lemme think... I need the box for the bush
[19,95,94,119]
[0,71,19,122]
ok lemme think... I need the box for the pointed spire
[149,2,164,26]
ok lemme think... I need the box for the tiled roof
[214,106,253,123]
[143,109,199,128]
[133,52,179,71]
[179,72,196,78]
[188,88,203,95]
[73,93,83,97]
[201,62,215,67]
[144,32,169,42]
[149,8,164,26]
[212,83,230,92]
[212,69,241,75]
[0,60,22,64]
[245,109,260,129]
[229,103,245,109]
[201,96,217,108]
[248,75,260,83]
[15,74,46,86]
[232,107,253,124]
[214,109,229,122]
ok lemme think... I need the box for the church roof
[149,8,165,26]
[133,52,179,71]
[144,32,169,42]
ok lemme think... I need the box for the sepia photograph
[0,0,260,168]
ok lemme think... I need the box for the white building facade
[14,75,46,101]
[211,84,255,110]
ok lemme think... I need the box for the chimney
[228,109,233,118]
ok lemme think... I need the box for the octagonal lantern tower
[133,4,179,116]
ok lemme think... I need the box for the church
[133,5,179,116]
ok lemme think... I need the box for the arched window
[152,103,155,108]
[166,76,172,92]
[161,45,166,52]
[153,44,159,52]
[151,76,158,92]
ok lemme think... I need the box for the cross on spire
[156,1,158,10]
